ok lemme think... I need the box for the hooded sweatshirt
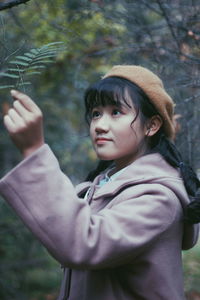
[0,144,198,300]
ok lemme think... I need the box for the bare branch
[0,0,31,11]
[156,0,181,51]
[184,93,200,103]
[139,0,162,16]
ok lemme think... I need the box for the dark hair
[84,76,200,224]
[85,77,157,125]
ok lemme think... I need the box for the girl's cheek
[89,124,94,138]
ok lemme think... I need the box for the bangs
[84,77,131,123]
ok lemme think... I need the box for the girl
[0,65,200,300]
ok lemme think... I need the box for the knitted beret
[103,65,175,139]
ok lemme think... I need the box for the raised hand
[4,90,44,158]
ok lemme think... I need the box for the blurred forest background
[0,0,200,299]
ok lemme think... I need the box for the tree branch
[139,0,161,16]
[156,0,181,51]
[0,0,32,11]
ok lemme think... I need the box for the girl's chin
[96,154,115,161]
[97,156,113,161]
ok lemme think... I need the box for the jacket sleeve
[0,144,181,269]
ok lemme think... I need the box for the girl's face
[90,101,147,171]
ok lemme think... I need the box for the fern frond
[43,41,64,46]
[33,54,60,59]
[0,72,20,78]
[26,72,41,76]
[30,49,39,55]
[28,66,46,70]
[9,61,29,66]
[0,41,66,91]
[7,68,25,72]
[0,85,15,89]
[30,60,53,65]
[17,82,32,86]
[24,53,36,58]
[15,56,33,62]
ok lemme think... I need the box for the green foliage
[0,42,66,91]
[0,199,61,300]
[183,242,200,296]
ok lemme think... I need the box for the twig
[0,0,31,11]
[156,0,181,51]
[184,93,200,103]
[139,0,162,15]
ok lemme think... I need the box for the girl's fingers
[10,90,41,114]
[4,91,44,157]
[3,115,16,133]
[13,100,29,117]
[8,108,25,126]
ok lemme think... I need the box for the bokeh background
[0,0,200,299]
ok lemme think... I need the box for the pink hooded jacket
[0,144,198,300]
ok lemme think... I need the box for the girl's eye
[91,110,101,119]
[112,109,122,116]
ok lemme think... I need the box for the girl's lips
[95,138,112,144]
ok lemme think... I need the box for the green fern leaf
[28,66,46,70]
[9,61,29,66]
[7,68,25,72]
[0,72,20,78]
[17,82,32,86]
[15,56,33,62]
[0,85,15,89]
[32,54,57,59]
[35,50,64,57]
[30,60,53,65]
[0,41,66,90]
[32,57,55,63]
[42,41,64,47]
[30,49,39,55]
[26,72,41,76]
[24,53,36,58]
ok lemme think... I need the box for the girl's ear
[145,115,163,137]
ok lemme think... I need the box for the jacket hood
[77,153,199,250]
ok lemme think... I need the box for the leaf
[24,52,36,58]
[26,71,41,75]
[31,54,57,59]
[28,65,46,70]
[15,56,33,62]
[41,42,64,48]
[35,49,65,56]
[9,61,29,66]
[37,47,66,55]
[29,56,54,63]
[0,72,20,78]
[17,82,32,87]
[41,46,66,51]
[30,60,54,65]
[8,68,25,72]
[0,85,15,89]
[30,49,39,55]
[0,41,66,91]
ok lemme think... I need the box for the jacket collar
[91,153,181,200]
[77,153,181,201]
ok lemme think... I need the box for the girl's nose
[95,115,109,133]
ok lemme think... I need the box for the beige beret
[103,65,175,139]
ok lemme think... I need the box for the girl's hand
[3,90,44,158]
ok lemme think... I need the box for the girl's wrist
[22,142,45,158]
